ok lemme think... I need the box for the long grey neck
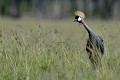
[81,19,96,37]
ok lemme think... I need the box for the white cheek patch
[78,17,82,21]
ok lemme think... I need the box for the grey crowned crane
[73,11,104,69]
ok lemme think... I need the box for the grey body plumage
[83,19,104,69]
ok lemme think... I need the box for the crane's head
[73,11,85,25]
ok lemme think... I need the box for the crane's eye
[78,17,82,21]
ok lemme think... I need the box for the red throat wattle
[80,22,83,26]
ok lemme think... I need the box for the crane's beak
[73,19,77,22]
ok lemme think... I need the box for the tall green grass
[0,18,120,80]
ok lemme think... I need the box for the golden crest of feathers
[74,11,85,19]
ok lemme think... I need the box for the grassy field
[0,17,120,80]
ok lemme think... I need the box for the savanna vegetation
[0,17,120,80]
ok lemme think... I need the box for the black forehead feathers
[75,16,79,19]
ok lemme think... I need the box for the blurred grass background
[0,17,120,80]
[0,0,120,80]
